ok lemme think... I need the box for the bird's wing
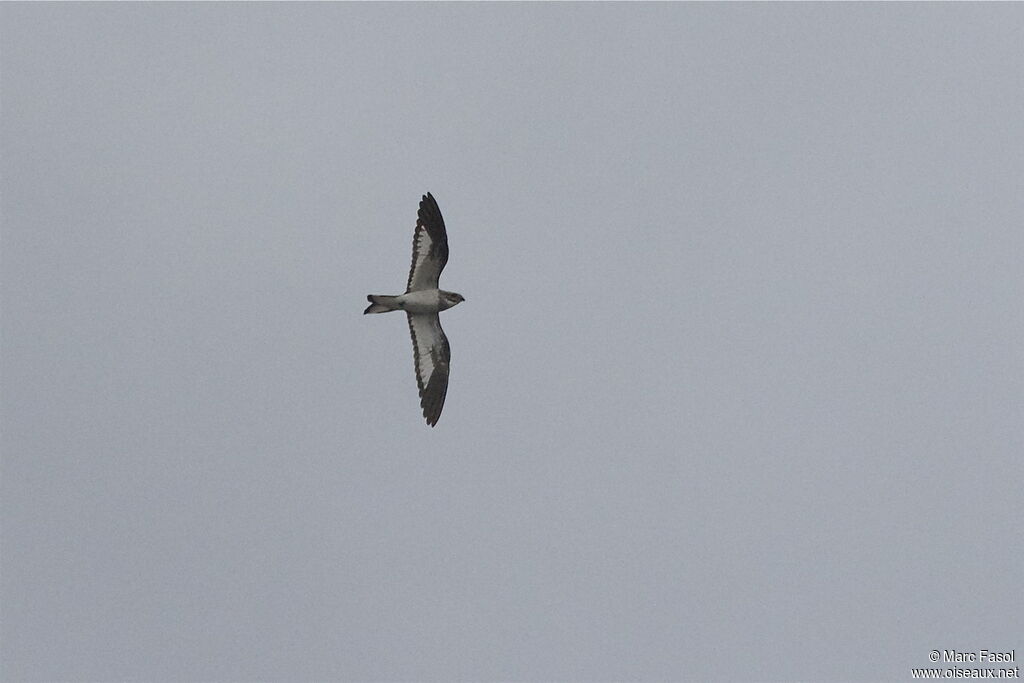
[407,312,451,427]
[406,193,449,293]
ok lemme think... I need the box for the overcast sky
[2,4,1022,682]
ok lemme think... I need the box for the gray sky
[2,4,1022,681]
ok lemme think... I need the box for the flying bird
[364,193,465,426]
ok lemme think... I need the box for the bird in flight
[364,193,465,426]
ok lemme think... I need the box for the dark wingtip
[423,407,440,427]
[420,370,448,427]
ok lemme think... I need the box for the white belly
[398,289,442,313]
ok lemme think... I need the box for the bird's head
[441,291,465,309]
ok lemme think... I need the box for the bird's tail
[364,294,401,314]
